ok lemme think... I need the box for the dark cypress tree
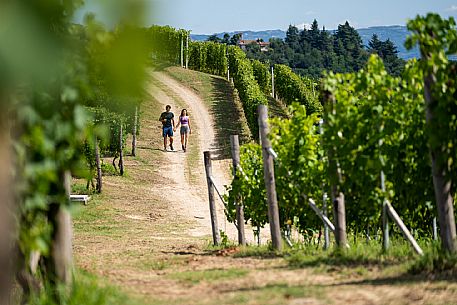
[285,25,300,51]
[368,34,404,76]
[368,34,383,54]
[320,26,333,52]
[309,19,321,49]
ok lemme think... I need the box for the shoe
[182,145,185,151]
[163,146,167,151]
[184,145,187,152]
[170,144,174,151]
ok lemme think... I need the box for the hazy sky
[152,0,457,33]
[77,1,457,34]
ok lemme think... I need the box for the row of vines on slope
[146,25,189,65]
[273,64,321,115]
[188,41,228,76]
[226,14,457,253]
[227,46,268,137]
[149,25,321,137]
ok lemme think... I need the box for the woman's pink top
[180,116,189,125]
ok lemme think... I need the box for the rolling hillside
[191,25,421,59]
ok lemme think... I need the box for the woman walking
[174,109,192,152]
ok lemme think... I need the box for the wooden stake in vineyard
[230,135,246,246]
[204,151,221,246]
[119,123,124,176]
[132,106,138,157]
[0,115,14,305]
[180,35,184,68]
[323,91,347,249]
[422,57,457,253]
[271,66,275,98]
[185,33,189,69]
[95,136,102,193]
[44,172,73,287]
[258,105,282,251]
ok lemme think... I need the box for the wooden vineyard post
[95,136,102,193]
[230,135,246,245]
[323,91,347,248]
[433,217,438,241]
[381,169,390,251]
[180,35,184,68]
[323,192,330,250]
[132,106,138,157]
[332,189,347,248]
[379,137,390,251]
[319,120,330,250]
[45,171,73,288]
[119,123,124,176]
[185,33,189,69]
[0,118,14,305]
[422,64,457,253]
[271,66,275,98]
[258,105,282,251]
[385,200,423,255]
[226,48,230,82]
[204,151,221,246]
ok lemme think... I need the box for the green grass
[168,268,249,285]
[267,96,289,119]
[408,242,457,276]
[101,162,119,176]
[26,270,146,305]
[232,244,280,259]
[208,282,327,305]
[71,182,95,195]
[72,195,125,238]
[285,237,417,269]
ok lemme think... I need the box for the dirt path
[149,71,240,241]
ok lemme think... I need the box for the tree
[222,33,230,44]
[368,34,383,54]
[320,26,333,52]
[368,34,404,76]
[207,34,221,43]
[309,19,321,49]
[285,25,300,50]
[230,33,242,45]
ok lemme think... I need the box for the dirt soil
[73,68,457,305]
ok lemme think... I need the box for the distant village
[237,34,270,52]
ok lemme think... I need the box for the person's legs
[184,133,188,150]
[181,134,185,150]
[169,127,174,150]
[162,128,167,150]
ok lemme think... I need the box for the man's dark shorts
[163,126,173,137]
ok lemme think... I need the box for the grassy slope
[70,66,457,305]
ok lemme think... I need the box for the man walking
[159,105,175,151]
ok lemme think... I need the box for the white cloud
[446,5,457,11]
[293,22,311,30]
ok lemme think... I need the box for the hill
[191,25,421,59]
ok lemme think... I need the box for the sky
[76,0,457,34]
